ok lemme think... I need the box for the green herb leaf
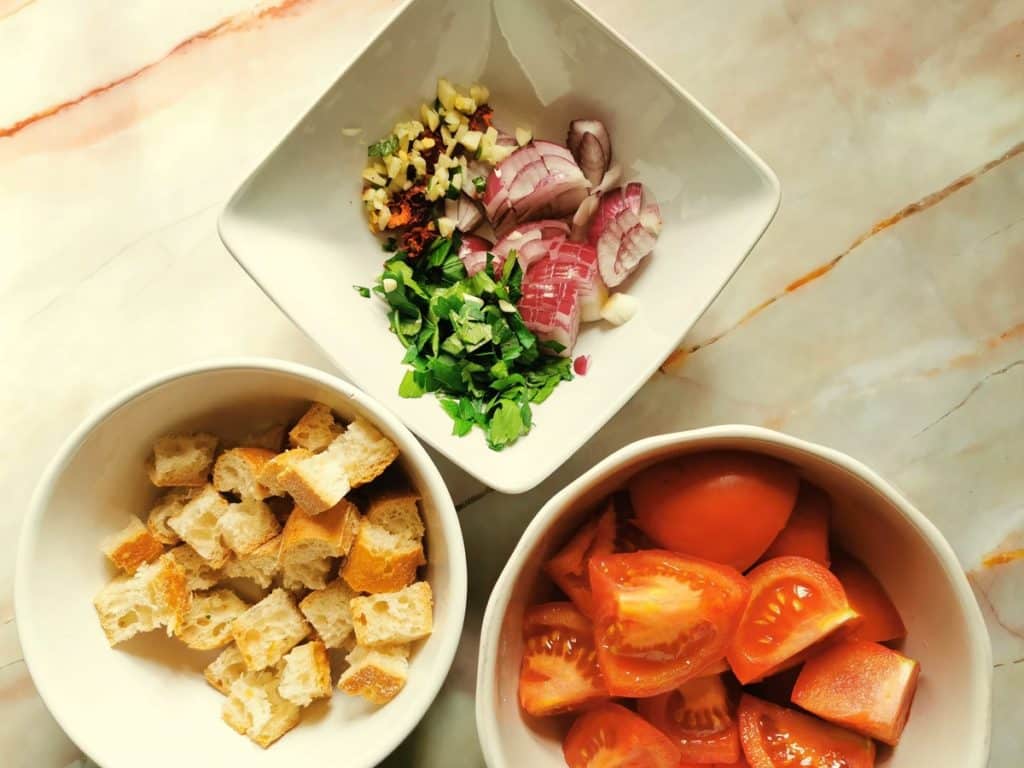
[398,370,425,398]
[473,176,486,194]
[487,400,525,449]
[368,135,399,158]
[353,284,371,298]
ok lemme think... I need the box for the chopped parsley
[353,284,371,298]
[472,176,486,194]
[367,134,399,158]
[374,235,572,450]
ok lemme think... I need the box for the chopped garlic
[454,95,477,114]
[437,78,457,111]
[460,130,483,152]
[413,136,436,151]
[454,123,469,143]
[384,154,403,179]
[376,206,391,229]
[515,127,532,146]
[444,110,461,128]
[600,293,639,326]
[437,217,456,238]
[469,84,489,104]
[420,103,440,132]
[410,154,427,177]
[361,167,387,187]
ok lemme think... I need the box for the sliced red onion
[483,141,589,236]
[569,163,625,241]
[544,241,607,322]
[567,120,612,185]
[518,264,581,356]
[491,220,570,271]
[587,182,662,287]
[457,234,494,277]
[445,194,483,232]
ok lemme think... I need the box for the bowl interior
[480,431,990,768]
[219,0,780,493]
[18,365,464,768]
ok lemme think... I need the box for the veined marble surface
[2,0,1022,765]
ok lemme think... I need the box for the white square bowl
[219,0,780,494]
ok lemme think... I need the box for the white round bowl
[16,358,467,768]
[476,426,991,768]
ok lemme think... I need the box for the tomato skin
[637,673,741,764]
[544,503,617,617]
[629,451,799,571]
[831,553,906,643]
[518,602,608,717]
[727,557,858,684]
[738,694,875,768]
[759,483,831,566]
[792,639,920,746]
[589,550,750,697]
[563,702,681,768]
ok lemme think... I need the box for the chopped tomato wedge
[792,639,920,746]
[545,503,617,617]
[831,553,906,643]
[727,557,858,684]
[589,550,750,697]
[518,602,608,717]
[564,702,680,768]
[738,694,875,768]
[759,483,831,566]
[637,674,741,763]
[629,452,799,571]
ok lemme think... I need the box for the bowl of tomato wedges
[476,426,991,768]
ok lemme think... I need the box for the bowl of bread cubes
[15,358,467,768]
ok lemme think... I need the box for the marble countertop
[2,0,1021,765]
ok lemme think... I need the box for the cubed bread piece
[366,485,424,542]
[178,588,250,650]
[278,640,332,706]
[276,447,351,516]
[281,500,360,558]
[341,518,425,593]
[279,500,360,590]
[332,418,399,487]
[205,644,248,695]
[223,670,301,748]
[101,517,165,574]
[167,484,231,568]
[288,402,343,452]
[239,423,287,453]
[338,644,410,705]
[146,488,199,545]
[231,588,310,670]
[93,555,190,646]
[219,498,281,556]
[221,535,281,589]
[213,447,277,500]
[147,432,218,487]
[165,544,222,590]
[351,581,433,647]
[282,558,333,593]
[257,448,312,497]
[299,579,358,649]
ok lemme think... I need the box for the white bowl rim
[217,0,782,496]
[475,424,993,768]
[14,356,468,768]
